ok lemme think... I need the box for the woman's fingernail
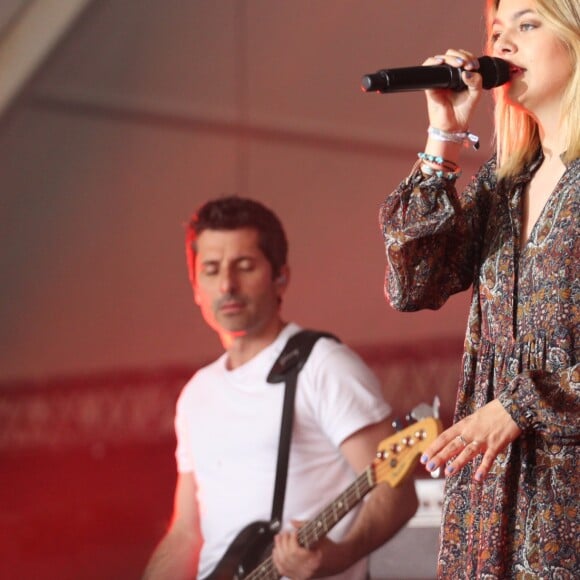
[446,464,455,474]
[475,471,483,482]
[427,461,437,471]
[420,454,429,464]
[464,71,474,79]
[456,56,465,64]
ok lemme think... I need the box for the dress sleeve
[379,159,495,311]
[498,364,580,444]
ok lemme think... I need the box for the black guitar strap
[265,329,340,531]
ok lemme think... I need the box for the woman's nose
[494,34,517,56]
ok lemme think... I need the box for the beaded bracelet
[420,163,462,181]
[417,151,459,170]
[428,126,480,150]
[417,152,462,181]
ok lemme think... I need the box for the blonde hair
[486,0,580,178]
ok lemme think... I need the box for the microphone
[361,56,510,93]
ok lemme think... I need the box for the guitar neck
[298,466,375,547]
[245,466,375,580]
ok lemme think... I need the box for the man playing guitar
[143,196,418,579]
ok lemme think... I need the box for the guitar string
[245,470,374,580]
[296,437,427,548]
[243,425,433,579]
[299,469,373,547]
[248,455,403,578]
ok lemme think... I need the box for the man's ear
[192,284,201,305]
[275,266,290,289]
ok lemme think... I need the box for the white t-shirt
[175,323,390,580]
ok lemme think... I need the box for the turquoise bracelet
[417,152,462,181]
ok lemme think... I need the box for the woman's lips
[509,64,525,76]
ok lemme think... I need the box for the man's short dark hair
[186,195,288,279]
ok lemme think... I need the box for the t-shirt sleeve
[174,386,195,473]
[301,340,391,448]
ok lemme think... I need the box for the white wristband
[428,126,480,150]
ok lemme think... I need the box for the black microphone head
[477,56,511,89]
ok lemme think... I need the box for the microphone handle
[362,64,465,93]
[361,57,510,94]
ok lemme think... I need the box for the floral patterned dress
[379,152,579,579]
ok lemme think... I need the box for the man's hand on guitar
[272,520,324,579]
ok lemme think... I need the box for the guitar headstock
[373,417,442,488]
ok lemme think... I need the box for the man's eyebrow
[200,255,256,264]
[199,258,219,269]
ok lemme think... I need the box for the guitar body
[203,520,275,580]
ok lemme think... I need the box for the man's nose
[219,269,238,294]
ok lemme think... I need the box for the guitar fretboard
[245,466,375,580]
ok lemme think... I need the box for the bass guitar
[204,416,442,580]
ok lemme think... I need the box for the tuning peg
[410,396,441,421]
[391,417,404,431]
[433,396,441,419]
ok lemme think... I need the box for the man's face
[192,228,287,339]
